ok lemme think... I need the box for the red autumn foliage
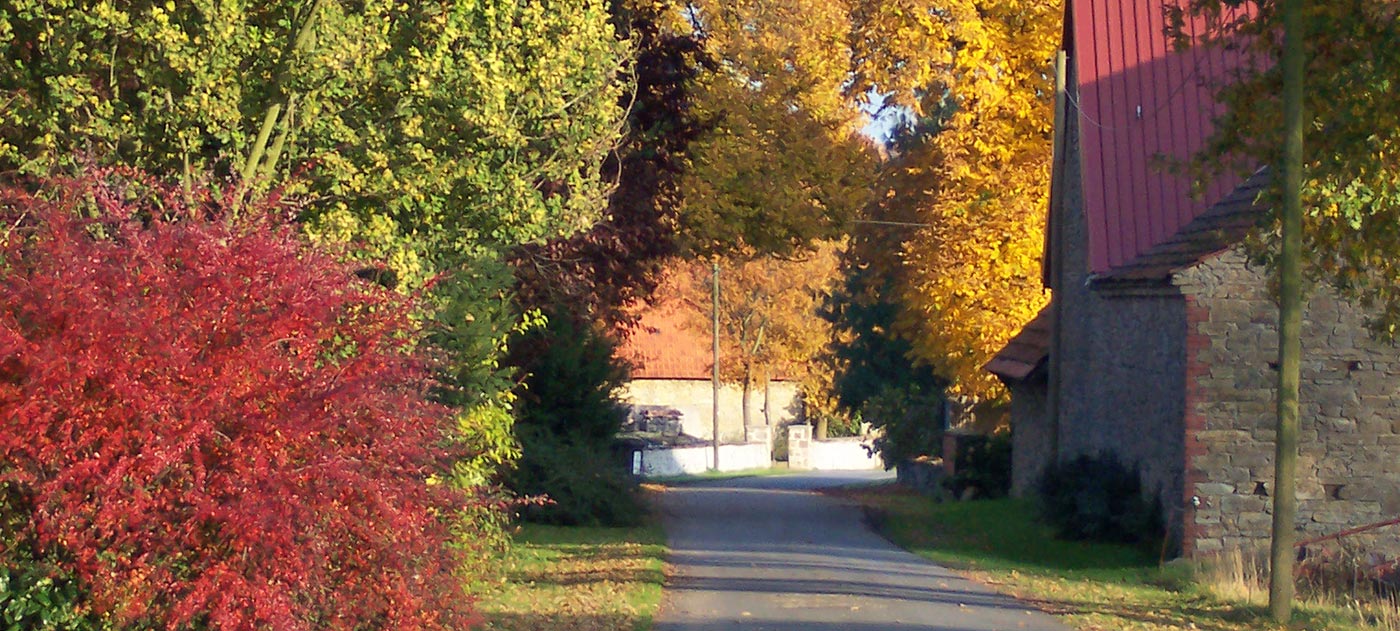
[0,173,477,631]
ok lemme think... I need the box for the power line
[851,218,929,228]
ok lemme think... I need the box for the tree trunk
[1270,0,1306,622]
[240,0,325,190]
[763,376,772,426]
[741,363,752,429]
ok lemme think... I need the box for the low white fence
[633,442,771,477]
[808,438,882,471]
[632,433,882,477]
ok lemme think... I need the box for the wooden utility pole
[712,260,721,471]
[1270,0,1306,622]
[1046,49,1069,464]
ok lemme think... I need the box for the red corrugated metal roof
[1071,0,1255,274]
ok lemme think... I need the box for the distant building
[989,0,1400,557]
[616,302,801,446]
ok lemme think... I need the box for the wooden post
[712,260,721,471]
[1047,49,1069,464]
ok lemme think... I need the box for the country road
[652,471,1071,631]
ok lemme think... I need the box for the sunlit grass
[473,520,668,631]
[836,485,1392,631]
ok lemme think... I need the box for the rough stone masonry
[1176,248,1400,556]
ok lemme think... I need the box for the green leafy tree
[0,0,631,487]
[1169,1,1400,328]
[1,1,626,260]
[823,209,948,465]
[506,312,640,526]
[511,0,711,329]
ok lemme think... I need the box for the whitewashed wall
[619,379,800,443]
[808,438,882,471]
[633,443,773,477]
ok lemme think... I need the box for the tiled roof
[1097,169,1270,282]
[985,307,1052,381]
[617,303,713,380]
[617,300,799,382]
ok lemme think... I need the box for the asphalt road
[652,471,1071,631]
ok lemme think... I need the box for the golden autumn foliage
[848,0,1060,403]
[677,0,876,256]
[668,245,842,426]
[690,0,853,123]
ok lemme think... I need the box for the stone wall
[787,425,811,470]
[1049,99,1189,538]
[1008,376,1050,498]
[633,442,773,477]
[808,438,883,471]
[618,379,801,444]
[1176,248,1400,556]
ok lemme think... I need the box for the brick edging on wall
[1181,294,1211,556]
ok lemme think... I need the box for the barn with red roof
[988,0,1400,557]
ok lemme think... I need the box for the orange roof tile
[618,302,714,380]
[617,301,796,381]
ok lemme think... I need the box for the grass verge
[473,520,668,631]
[834,484,1390,631]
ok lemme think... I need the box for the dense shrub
[0,548,97,630]
[943,431,1012,500]
[1037,453,1162,544]
[864,385,946,468]
[507,313,641,526]
[510,428,642,527]
[0,175,477,631]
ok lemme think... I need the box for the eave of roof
[1095,169,1270,282]
[985,306,1053,381]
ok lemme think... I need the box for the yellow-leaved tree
[678,0,875,256]
[669,245,842,431]
[848,0,1060,405]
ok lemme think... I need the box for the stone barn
[992,0,1400,557]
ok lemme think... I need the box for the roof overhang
[985,307,1053,382]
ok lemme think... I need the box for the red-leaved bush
[0,173,477,630]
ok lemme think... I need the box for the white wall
[633,443,773,477]
[808,438,883,471]
[619,379,800,443]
